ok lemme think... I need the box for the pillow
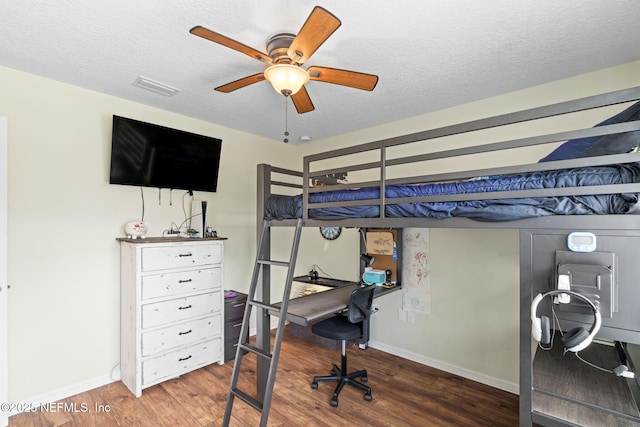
[539,100,640,162]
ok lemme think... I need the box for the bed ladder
[222,218,303,427]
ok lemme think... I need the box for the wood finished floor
[9,328,519,426]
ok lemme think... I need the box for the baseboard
[8,369,120,416]
[11,323,278,418]
[368,339,519,395]
[256,321,519,394]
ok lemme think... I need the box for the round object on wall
[319,226,341,240]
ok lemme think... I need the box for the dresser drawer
[142,291,222,329]
[142,338,221,385]
[141,243,222,272]
[142,268,221,300]
[142,314,222,356]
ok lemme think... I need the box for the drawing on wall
[402,228,431,313]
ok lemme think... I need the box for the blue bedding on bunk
[266,101,640,222]
[264,163,640,221]
[539,101,640,162]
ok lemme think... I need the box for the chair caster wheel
[361,376,368,382]
[330,399,338,407]
[311,381,318,390]
[365,392,372,402]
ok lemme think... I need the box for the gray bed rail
[260,86,640,230]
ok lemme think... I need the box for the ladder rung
[223,218,303,426]
[239,343,272,360]
[231,388,263,412]
[257,259,290,267]
[249,299,281,315]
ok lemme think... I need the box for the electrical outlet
[398,309,415,322]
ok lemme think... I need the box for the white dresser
[118,237,226,397]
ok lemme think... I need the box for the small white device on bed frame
[567,231,597,253]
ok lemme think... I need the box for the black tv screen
[109,115,222,192]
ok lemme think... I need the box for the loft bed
[259,86,640,230]
[250,86,640,427]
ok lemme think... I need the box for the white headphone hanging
[531,289,601,353]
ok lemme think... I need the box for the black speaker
[201,201,207,237]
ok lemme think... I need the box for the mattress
[266,101,640,222]
[264,163,640,222]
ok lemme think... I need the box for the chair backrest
[348,285,375,324]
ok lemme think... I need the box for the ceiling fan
[190,6,378,114]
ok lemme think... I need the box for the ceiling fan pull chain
[283,97,290,143]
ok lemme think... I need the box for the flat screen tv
[109,115,222,192]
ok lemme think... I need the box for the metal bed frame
[243,86,640,426]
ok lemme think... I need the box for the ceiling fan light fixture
[264,64,309,96]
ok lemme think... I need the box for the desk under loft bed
[239,86,640,427]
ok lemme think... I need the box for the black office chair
[310,285,376,407]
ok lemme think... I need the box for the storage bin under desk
[224,291,248,361]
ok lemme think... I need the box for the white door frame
[1,117,8,427]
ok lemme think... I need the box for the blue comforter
[264,164,640,221]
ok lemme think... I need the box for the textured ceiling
[2,1,640,144]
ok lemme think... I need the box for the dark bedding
[539,101,640,162]
[264,163,640,221]
[266,101,640,222]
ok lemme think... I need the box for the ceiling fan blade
[190,26,272,64]
[291,86,315,114]
[287,7,341,65]
[307,66,378,91]
[214,73,266,93]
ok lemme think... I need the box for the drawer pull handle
[179,329,192,335]
[178,279,193,283]
[233,323,243,328]
[178,305,192,310]
[232,303,245,308]
[178,253,193,258]
[178,355,192,362]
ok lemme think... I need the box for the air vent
[132,76,180,97]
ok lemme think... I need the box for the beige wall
[2,59,640,402]
[0,66,298,402]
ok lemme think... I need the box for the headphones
[531,289,601,353]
